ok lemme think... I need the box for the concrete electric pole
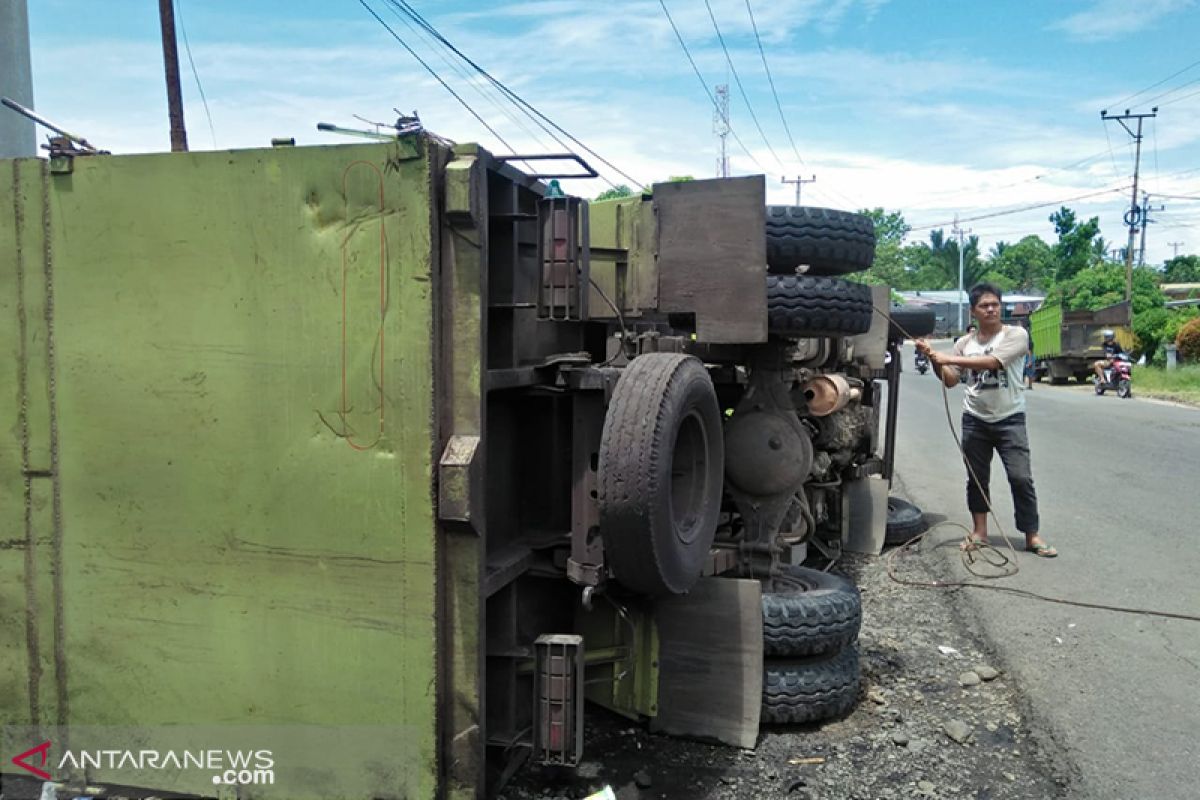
[952,216,971,333]
[1169,241,1185,259]
[782,175,816,206]
[713,84,729,178]
[1138,193,1165,268]
[0,0,35,158]
[1101,107,1157,301]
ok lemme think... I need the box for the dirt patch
[505,551,1069,800]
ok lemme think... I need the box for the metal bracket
[494,153,599,179]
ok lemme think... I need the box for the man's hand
[927,349,948,367]
[914,339,933,356]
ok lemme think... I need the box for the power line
[908,185,1131,232]
[1108,56,1200,110]
[1137,74,1200,109]
[174,0,215,148]
[1158,85,1200,108]
[745,0,801,164]
[657,0,767,174]
[381,1,553,154]
[357,0,518,154]
[703,0,784,170]
[903,148,1117,205]
[383,0,642,190]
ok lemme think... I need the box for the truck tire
[888,306,937,340]
[885,497,927,546]
[766,206,875,276]
[599,353,725,596]
[767,275,873,337]
[762,646,861,725]
[763,565,862,657]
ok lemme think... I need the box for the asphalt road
[889,342,1200,800]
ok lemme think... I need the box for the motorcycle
[1094,354,1132,398]
[914,351,930,375]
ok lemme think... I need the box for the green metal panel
[2,142,440,798]
[585,195,657,318]
[1029,302,1063,358]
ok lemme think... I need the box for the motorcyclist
[1092,329,1126,382]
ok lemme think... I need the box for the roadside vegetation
[854,206,1200,363]
[1132,364,1200,405]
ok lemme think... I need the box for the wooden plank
[655,177,767,344]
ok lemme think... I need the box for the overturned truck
[1,135,929,798]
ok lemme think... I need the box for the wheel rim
[670,409,709,546]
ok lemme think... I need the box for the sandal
[960,535,988,551]
[1026,542,1058,558]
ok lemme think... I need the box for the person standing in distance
[915,283,1057,557]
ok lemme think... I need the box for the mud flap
[844,475,889,555]
[649,577,763,748]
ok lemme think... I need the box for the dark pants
[961,412,1040,534]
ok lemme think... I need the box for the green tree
[911,228,985,289]
[1050,262,1162,313]
[1049,206,1102,281]
[1164,254,1200,283]
[988,235,1055,291]
[856,208,913,288]
[594,184,634,202]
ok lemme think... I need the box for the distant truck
[1029,300,1135,384]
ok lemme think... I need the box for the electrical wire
[174,0,216,149]
[1108,56,1200,111]
[746,0,802,165]
[877,307,1200,624]
[1137,74,1200,109]
[903,148,1118,205]
[380,1,554,154]
[703,0,784,170]
[1102,116,1124,181]
[1158,85,1200,108]
[386,0,641,190]
[658,0,768,175]
[908,185,1131,232]
[358,0,519,155]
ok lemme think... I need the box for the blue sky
[26,0,1200,264]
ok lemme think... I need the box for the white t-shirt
[951,325,1029,422]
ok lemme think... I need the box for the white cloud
[1050,0,1195,42]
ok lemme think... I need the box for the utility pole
[713,84,729,178]
[1101,106,1157,301]
[158,0,188,152]
[952,216,971,333]
[1169,241,1184,259]
[782,175,816,206]
[1137,193,1165,268]
[0,0,35,158]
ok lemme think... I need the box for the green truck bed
[3,142,443,798]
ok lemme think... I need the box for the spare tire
[766,206,875,276]
[885,496,927,546]
[888,306,937,340]
[762,646,861,725]
[763,565,862,657]
[599,353,725,596]
[767,275,873,337]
